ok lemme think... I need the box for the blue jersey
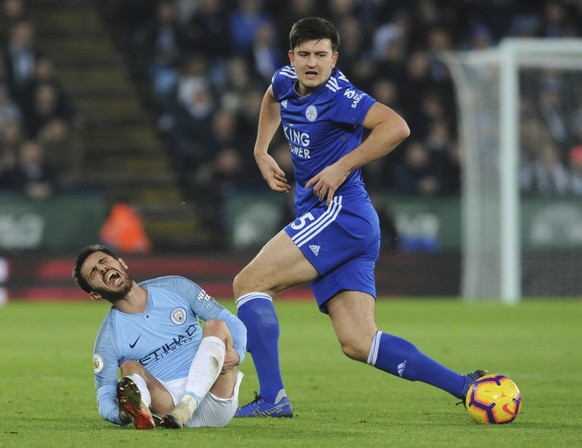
[271,66,377,216]
[92,275,246,425]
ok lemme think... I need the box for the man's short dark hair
[72,244,117,293]
[289,17,340,53]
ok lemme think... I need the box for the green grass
[1,298,581,447]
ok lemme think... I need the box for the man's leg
[327,292,482,399]
[233,231,317,417]
[161,319,228,429]
[117,361,175,429]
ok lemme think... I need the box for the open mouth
[105,270,121,286]
[305,70,318,78]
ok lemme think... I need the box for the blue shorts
[284,194,380,313]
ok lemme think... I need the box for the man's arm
[97,384,127,425]
[254,86,291,193]
[94,325,127,426]
[306,102,410,205]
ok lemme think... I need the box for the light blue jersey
[92,275,246,425]
[271,66,377,216]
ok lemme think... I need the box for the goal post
[443,38,582,303]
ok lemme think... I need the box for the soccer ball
[465,374,522,424]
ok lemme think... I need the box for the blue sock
[236,293,285,403]
[368,331,466,398]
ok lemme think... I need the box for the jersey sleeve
[271,65,296,102]
[93,315,125,425]
[145,276,247,364]
[330,86,377,127]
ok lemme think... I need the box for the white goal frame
[444,38,582,304]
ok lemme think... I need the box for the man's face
[289,38,338,95]
[81,251,133,302]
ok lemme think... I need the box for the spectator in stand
[508,14,541,38]
[219,56,255,111]
[228,0,273,57]
[24,82,72,137]
[183,0,231,66]
[0,119,21,188]
[206,107,240,157]
[0,83,22,131]
[37,118,82,191]
[164,52,210,132]
[172,78,217,193]
[21,56,76,128]
[133,0,184,120]
[466,24,495,50]
[538,80,570,157]
[176,53,209,107]
[424,118,454,177]
[439,141,462,195]
[246,22,283,85]
[372,9,409,62]
[236,85,264,159]
[398,52,433,126]
[335,16,367,79]
[8,139,59,199]
[0,118,22,165]
[2,20,40,107]
[529,147,570,196]
[0,0,28,46]
[186,144,253,239]
[392,141,442,196]
[542,1,578,38]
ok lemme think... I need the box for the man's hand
[222,344,240,373]
[256,153,290,193]
[118,404,132,425]
[305,161,349,206]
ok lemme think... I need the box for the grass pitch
[0,298,580,447]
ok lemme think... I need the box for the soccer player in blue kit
[72,244,247,429]
[233,17,484,418]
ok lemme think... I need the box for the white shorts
[160,371,243,427]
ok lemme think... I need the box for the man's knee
[338,337,370,362]
[233,268,256,298]
[120,360,145,376]
[203,319,230,339]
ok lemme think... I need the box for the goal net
[443,39,582,303]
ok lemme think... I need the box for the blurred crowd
[0,0,85,199]
[3,0,582,204]
[98,0,582,202]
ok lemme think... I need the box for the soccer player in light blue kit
[233,17,484,418]
[72,244,246,429]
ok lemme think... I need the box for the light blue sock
[368,331,466,398]
[236,293,286,403]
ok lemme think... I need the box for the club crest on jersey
[305,105,318,122]
[170,307,187,325]
[93,353,104,374]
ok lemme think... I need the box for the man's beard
[94,274,133,302]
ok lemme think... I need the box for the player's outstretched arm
[254,86,290,193]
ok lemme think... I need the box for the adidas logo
[309,244,320,256]
[397,360,407,377]
[281,100,288,108]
